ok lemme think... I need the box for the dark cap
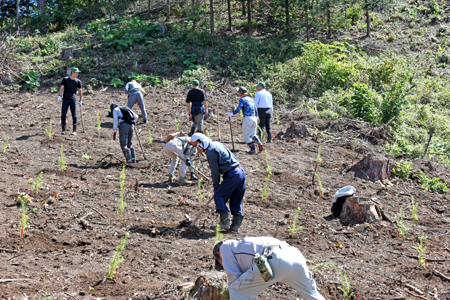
[236,86,248,95]
[213,240,224,271]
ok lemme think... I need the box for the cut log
[192,272,228,300]
[350,154,391,182]
[283,122,308,139]
[340,197,381,225]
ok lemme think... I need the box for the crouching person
[163,134,198,185]
[213,237,326,300]
[109,104,138,163]
[189,133,246,232]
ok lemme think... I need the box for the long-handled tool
[79,102,86,133]
[229,117,235,151]
[173,152,210,181]
[190,197,214,227]
[133,126,148,161]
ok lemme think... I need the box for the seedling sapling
[82,153,91,160]
[59,145,67,171]
[107,231,130,279]
[118,165,127,216]
[45,121,54,139]
[315,172,324,196]
[96,111,101,137]
[174,117,179,131]
[313,262,353,299]
[413,235,427,267]
[30,171,44,194]
[206,130,211,138]
[2,132,9,153]
[276,114,280,125]
[394,207,410,237]
[261,150,271,200]
[18,193,30,238]
[148,130,153,144]
[312,146,322,185]
[410,196,419,221]
[215,224,223,244]
[287,207,303,236]
[257,125,264,140]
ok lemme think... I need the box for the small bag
[254,249,275,282]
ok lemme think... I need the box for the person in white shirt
[254,82,273,143]
[213,237,325,300]
[108,104,138,163]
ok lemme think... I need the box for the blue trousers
[61,100,77,126]
[214,167,246,216]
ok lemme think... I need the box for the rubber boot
[230,215,244,232]
[180,176,192,185]
[190,173,198,180]
[168,173,174,182]
[61,124,66,135]
[72,124,77,135]
[267,132,272,143]
[246,143,256,154]
[188,126,196,137]
[130,147,136,163]
[253,136,264,152]
[123,150,132,163]
[210,211,230,231]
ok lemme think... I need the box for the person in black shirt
[58,67,82,135]
[186,80,208,137]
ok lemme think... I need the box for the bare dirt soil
[0,85,449,300]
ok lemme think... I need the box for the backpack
[109,104,136,125]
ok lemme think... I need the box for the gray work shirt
[219,237,283,285]
[124,81,142,94]
[206,141,240,188]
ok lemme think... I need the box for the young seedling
[215,224,223,244]
[315,172,324,196]
[261,150,271,200]
[18,193,30,238]
[220,285,230,300]
[148,130,153,144]
[45,121,54,139]
[59,145,67,171]
[257,125,264,140]
[206,130,211,138]
[312,262,353,299]
[96,111,101,136]
[118,165,127,217]
[174,117,179,131]
[197,179,205,204]
[82,153,91,160]
[312,146,322,185]
[394,207,410,237]
[410,196,419,221]
[413,235,427,267]
[287,207,303,236]
[107,231,130,279]
[2,132,9,153]
[30,171,44,194]
[276,114,280,125]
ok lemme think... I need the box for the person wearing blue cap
[186,80,208,136]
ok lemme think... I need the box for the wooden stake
[217,111,221,140]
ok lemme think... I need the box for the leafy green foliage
[148,130,153,144]
[107,232,130,279]
[22,71,40,91]
[349,83,379,124]
[410,197,419,221]
[392,160,413,179]
[394,207,410,237]
[215,225,223,244]
[45,121,54,139]
[128,73,161,86]
[313,262,353,299]
[417,172,449,194]
[412,236,427,267]
[110,78,124,88]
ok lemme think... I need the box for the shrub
[22,71,40,91]
[392,160,413,179]
[349,83,380,124]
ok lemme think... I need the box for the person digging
[227,87,263,154]
[213,237,326,300]
[163,135,198,184]
[108,103,138,163]
[189,133,245,232]
[58,67,82,135]
[124,79,148,124]
[186,80,208,136]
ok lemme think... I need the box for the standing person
[108,104,138,163]
[58,67,82,135]
[163,135,198,184]
[189,133,245,232]
[186,80,208,136]
[124,80,148,124]
[213,237,326,300]
[254,82,273,143]
[227,87,263,154]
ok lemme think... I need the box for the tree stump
[282,122,308,139]
[1,72,12,85]
[350,154,391,182]
[61,48,73,60]
[340,197,381,225]
[192,272,228,300]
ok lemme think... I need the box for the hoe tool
[133,126,148,162]
[173,152,210,181]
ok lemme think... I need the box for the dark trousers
[61,100,77,126]
[214,167,246,216]
[257,108,272,139]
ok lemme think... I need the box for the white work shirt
[254,89,273,112]
[113,107,138,132]
[219,237,283,285]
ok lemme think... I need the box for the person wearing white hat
[189,133,246,232]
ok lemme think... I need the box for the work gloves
[113,132,116,140]
[58,95,62,103]
[79,100,82,106]
[227,112,233,117]
[185,159,191,167]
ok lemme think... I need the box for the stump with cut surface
[61,48,73,60]
[283,122,308,139]
[350,154,391,182]
[192,272,228,300]
[340,197,381,225]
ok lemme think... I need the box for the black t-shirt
[61,77,82,101]
[186,88,207,104]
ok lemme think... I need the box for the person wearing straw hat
[186,80,208,136]
[58,67,82,135]
[254,82,273,143]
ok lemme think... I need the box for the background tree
[37,0,45,13]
